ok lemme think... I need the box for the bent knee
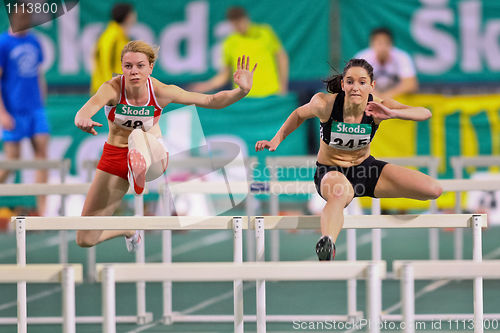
[75,232,96,248]
[321,173,353,201]
[426,181,443,200]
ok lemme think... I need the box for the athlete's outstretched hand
[255,139,278,152]
[365,101,397,121]
[233,55,257,94]
[75,116,103,136]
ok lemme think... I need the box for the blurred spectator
[355,27,418,100]
[90,3,136,94]
[0,10,49,215]
[190,6,288,97]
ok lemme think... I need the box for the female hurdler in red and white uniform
[74,40,256,251]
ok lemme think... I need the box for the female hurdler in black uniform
[256,59,442,260]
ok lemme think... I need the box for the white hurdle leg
[16,217,27,333]
[347,229,357,320]
[245,193,256,261]
[233,217,244,333]
[59,231,68,264]
[162,229,173,324]
[367,263,381,333]
[85,165,96,282]
[160,182,173,324]
[102,265,116,333]
[269,195,280,262]
[87,247,96,283]
[453,162,464,260]
[401,263,415,333]
[429,200,439,260]
[454,190,463,260]
[472,215,484,333]
[134,194,151,324]
[59,188,68,264]
[255,217,266,333]
[429,160,439,260]
[270,165,280,262]
[371,199,382,261]
[62,266,76,333]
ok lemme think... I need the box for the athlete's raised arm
[365,97,431,122]
[255,92,330,152]
[155,56,257,109]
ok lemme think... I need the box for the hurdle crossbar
[96,261,385,333]
[393,260,500,333]
[0,183,142,196]
[157,179,500,195]
[13,216,249,230]
[13,214,485,231]
[0,264,82,283]
[0,159,70,170]
[2,179,499,196]
[0,264,82,333]
[250,214,486,230]
[0,179,481,197]
[393,260,500,279]
[95,261,385,282]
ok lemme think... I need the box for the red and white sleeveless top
[104,75,162,131]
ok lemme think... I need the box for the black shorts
[314,156,388,199]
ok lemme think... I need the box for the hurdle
[12,215,247,327]
[0,264,83,333]
[0,183,140,261]
[450,156,500,260]
[251,213,486,325]
[393,260,500,333]
[1,185,149,326]
[95,261,385,333]
[0,159,71,262]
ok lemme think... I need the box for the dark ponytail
[324,74,343,94]
[324,58,374,94]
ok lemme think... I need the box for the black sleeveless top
[319,91,379,151]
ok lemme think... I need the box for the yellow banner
[360,94,500,210]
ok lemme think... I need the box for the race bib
[114,104,155,130]
[329,121,372,151]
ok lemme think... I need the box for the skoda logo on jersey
[116,104,154,117]
[336,123,367,134]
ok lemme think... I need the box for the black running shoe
[315,235,336,261]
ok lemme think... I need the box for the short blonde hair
[121,40,158,65]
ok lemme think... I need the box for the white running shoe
[125,231,142,252]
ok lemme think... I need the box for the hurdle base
[382,313,500,321]
[162,315,173,325]
[164,314,352,323]
[347,311,364,322]
[136,312,153,325]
